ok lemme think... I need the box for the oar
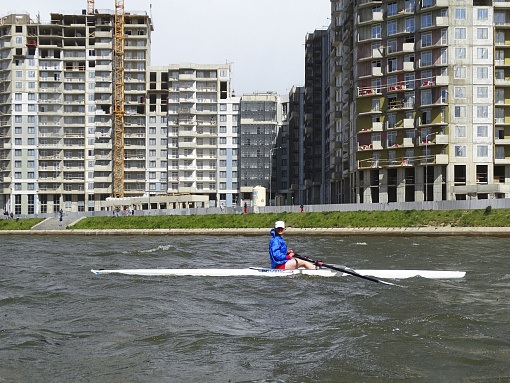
[294,253,402,287]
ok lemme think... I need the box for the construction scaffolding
[113,0,125,197]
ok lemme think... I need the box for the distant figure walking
[59,209,64,227]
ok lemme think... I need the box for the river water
[0,234,509,383]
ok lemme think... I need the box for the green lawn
[68,207,510,230]
[0,218,44,230]
[3,207,510,231]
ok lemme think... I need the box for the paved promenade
[2,226,510,236]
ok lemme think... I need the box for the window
[454,106,467,118]
[455,8,467,20]
[421,51,432,67]
[387,131,397,146]
[388,58,397,72]
[477,145,488,157]
[421,89,432,105]
[477,67,489,79]
[372,24,381,39]
[454,28,467,40]
[477,125,488,138]
[455,125,466,138]
[477,9,489,21]
[387,39,397,54]
[421,13,432,28]
[454,66,466,79]
[455,145,466,157]
[477,48,489,60]
[388,2,397,17]
[454,87,466,99]
[477,28,489,40]
[455,47,466,59]
[371,98,380,112]
[387,21,397,36]
[441,29,448,45]
[405,17,415,33]
[477,106,488,119]
[421,33,432,48]
[477,87,488,99]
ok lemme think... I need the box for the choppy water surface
[0,234,509,382]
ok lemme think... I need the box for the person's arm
[269,238,291,263]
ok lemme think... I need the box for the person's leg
[284,258,315,269]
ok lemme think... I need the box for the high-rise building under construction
[0,9,240,214]
[328,0,510,204]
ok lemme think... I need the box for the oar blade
[294,253,402,287]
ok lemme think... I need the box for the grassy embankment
[68,207,510,230]
[0,218,44,230]
[2,208,510,231]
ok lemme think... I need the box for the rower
[268,220,316,270]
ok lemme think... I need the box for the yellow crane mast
[113,0,125,197]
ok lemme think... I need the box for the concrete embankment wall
[2,227,510,236]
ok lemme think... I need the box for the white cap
[275,221,285,229]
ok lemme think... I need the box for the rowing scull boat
[90,267,466,279]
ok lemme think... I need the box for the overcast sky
[6,0,331,95]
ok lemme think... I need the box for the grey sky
[6,0,330,95]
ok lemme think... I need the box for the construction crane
[87,0,95,14]
[113,0,125,197]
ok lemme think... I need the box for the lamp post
[269,146,282,206]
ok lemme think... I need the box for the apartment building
[163,64,238,208]
[329,0,510,204]
[303,30,330,205]
[0,8,242,215]
[0,10,152,214]
[239,93,286,206]
[287,86,306,205]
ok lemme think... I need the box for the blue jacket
[269,228,289,269]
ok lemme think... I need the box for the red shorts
[274,263,286,270]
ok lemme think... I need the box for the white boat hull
[90,267,466,279]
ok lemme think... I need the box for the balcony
[372,66,383,76]
[372,121,383,131]
[402,42,414,53]
[436,154,449,164]
[403,61,414,71]
[403,137,414,147]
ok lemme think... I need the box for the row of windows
[371,9,490,40]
